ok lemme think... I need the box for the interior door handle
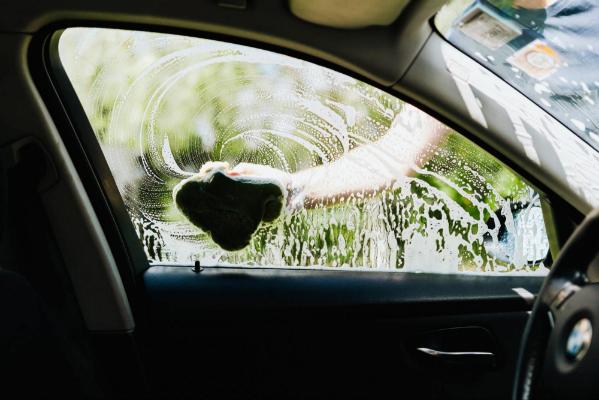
[416,347,496,368]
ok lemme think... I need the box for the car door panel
[141,266,541,399]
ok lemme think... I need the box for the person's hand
[229,162,306,210]
[228,162,292,187]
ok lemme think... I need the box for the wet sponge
[173,163,285,251]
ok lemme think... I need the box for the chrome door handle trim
[416,347,495,357]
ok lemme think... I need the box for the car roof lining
[0,0,446,86]
[289,0,411,29]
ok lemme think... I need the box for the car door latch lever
[416,347,496,368]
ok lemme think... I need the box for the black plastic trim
[27,31,149,323]
[144,265,544,324]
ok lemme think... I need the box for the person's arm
[513,0,557,9]
[230,104,450,210]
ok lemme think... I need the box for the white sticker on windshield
[458,8,520,50]
[508,40,561,80]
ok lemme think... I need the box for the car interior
[1,0,598,399]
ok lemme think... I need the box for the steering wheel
[514,208,599,399]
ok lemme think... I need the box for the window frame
[35,25,565,279]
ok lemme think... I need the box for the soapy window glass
[58,27,549,274]
[436,0,599,152]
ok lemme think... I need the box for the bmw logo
[566,318,593,362]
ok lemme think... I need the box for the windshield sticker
[508,40,561,80]
[458,7,520,50]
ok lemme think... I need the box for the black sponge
[174,169,285,251]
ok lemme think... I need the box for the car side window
[57,27,549,274]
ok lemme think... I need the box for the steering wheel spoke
[514,208,599,400]
[545,277,584,317]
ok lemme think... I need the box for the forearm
[513,0,557,9]
[290,106,449,209]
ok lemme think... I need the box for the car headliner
[0,0,444,86]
